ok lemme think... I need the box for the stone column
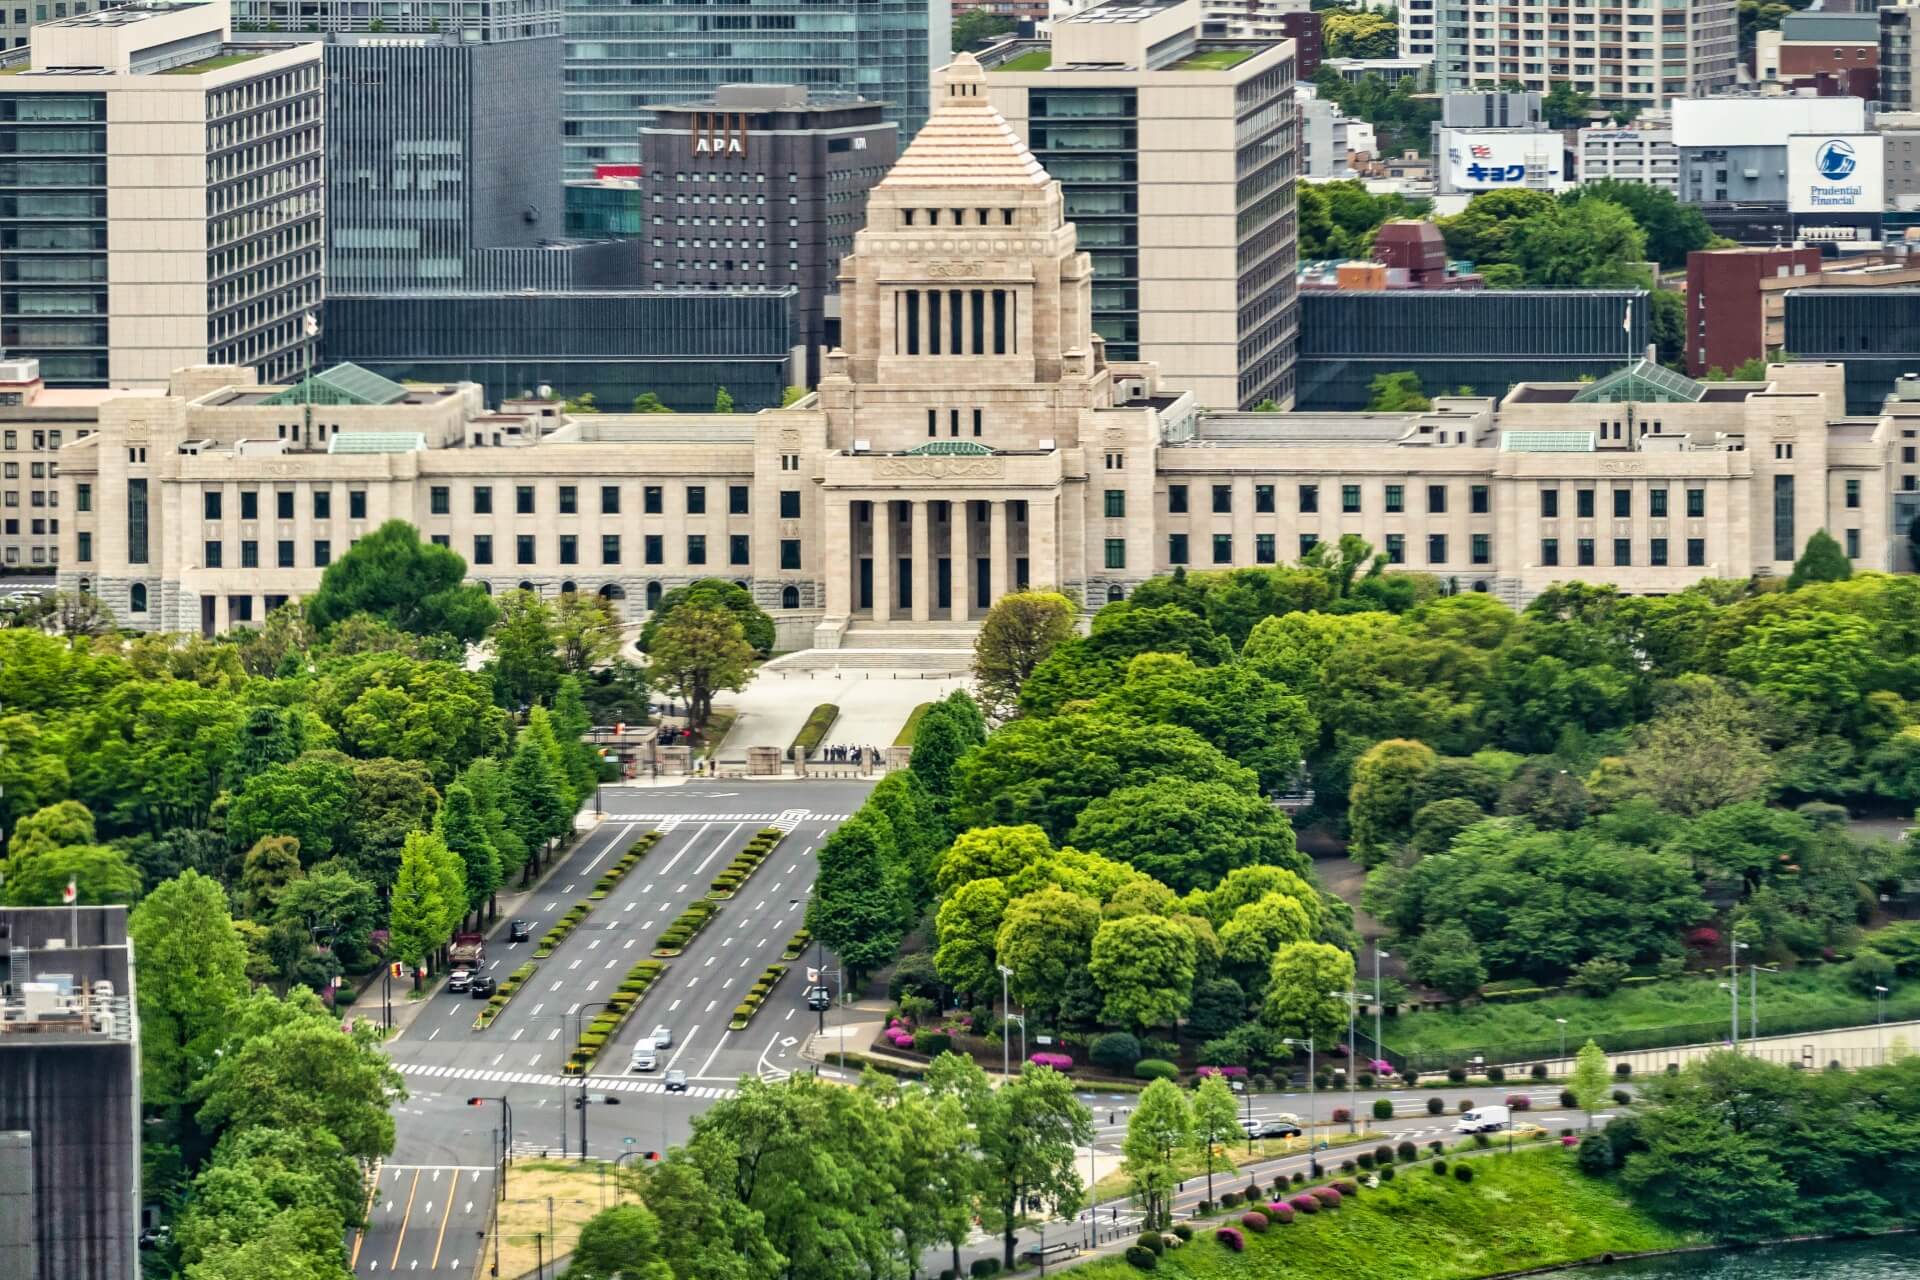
[988,499,1010,604]
[872,498,893,622]
[824,495,852,618]
[1030,496,1059,591]
[910,498,933,622]
[951,499,973,622]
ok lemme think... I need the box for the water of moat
[1537,1237,1920,1279]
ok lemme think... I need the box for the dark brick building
[1684,246,1822,377]
[640,86,899,384]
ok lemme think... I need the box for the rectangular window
[1212,484,1232,514]
[240,490,258,520]
[600,485,621,515]
[644,486,663,514]
[203,490,221,521]
[559,534,578,565]
[1255,484,1275,514]
[687,534,707,564]
[1613,537,1631,566]
[1541,489,1559,518]
[1845,479,1861,509]
[1428,533,1447,564]
[1104,538,1126,570]
[349,491,366,520]
[1470,484,1489,514]
[75,530,89,562]
[516,485,535,515]
[473,534,493,565]
[431,536,450,549]
[1168,484,1188,514]
[314,540,332,568]
[1299,533,1319,557]
[127,479,147,563]
[602,534,621,564]
[1299,484,1319,513]
[517,535,535,565]
[204,540,223,568]
[76,482,90,513]
[474,485,493,515]
[1104,489,1126,518]
[1686,487,1705,518]
[1471,533,1490,565]
[276,490,294,520]
[1577,538,1595,566]
[1385,533,1405,564]
[730,533,750,565]
[1650,489,1668,518]
[1212,533,1233,564]
[1385,484,1404,513]
[1687,537,1705,566]
[645,534,664,565]
[558,486,578,516]
[240,539,258,568]
[1576,489,1595,519]
[687,486,707,515]
[780,539,801,570]
[277,540,294,568]
[1846,528,1860,558]
[1168,533,1189,564]
[1541,537,1559,566]
[1773,474,1794,562]
[1342,484,1361,513]
[1256,533,1276,564]
[430,486,450,515]
[729,485,750,515]
[1428,484,1448,514]
[1650,537,1667,566]
[777,490,800,519]
[1613,489,1631,519]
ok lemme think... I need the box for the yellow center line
[391,1169,421,1272]
[429,1176,458,1271]
[348,1162,382,1270]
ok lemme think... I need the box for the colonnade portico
[822,492,1059,623]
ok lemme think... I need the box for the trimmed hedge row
[589,830,662,901]
[535,898,593,958]
[563,958,667,1075]
[472,960,539,1030]
[652,899,718,957]
[791,703,840,758]
[781,928,812,960]
[728,963,790,1030]
[709,827,787,900]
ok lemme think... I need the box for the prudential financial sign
[1788,133,1884,214]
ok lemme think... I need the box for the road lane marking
[694,1033,729,1079]
[624,902,637,912]
[692,823,742,876]
[491,1054,503,1066]
[585,981,598,992]
[569,960,582,970]
[567,1004,581,1016]
[390,1169,421,1270]
[665,1024,701,1070]
[530,1004,544,1016]
[706,1000,718,1012]
[739,956,750,967]
[605,958,619,969]
[429,1183,457,1271]
[579,824,635,875]
[624,940,636,949]
[543,901,558,912]
[547,1028,560,1040]
[428,1028,440,1041]
[659,822,712,875]
[669,999,681,1011]
[511,1028,524,1041]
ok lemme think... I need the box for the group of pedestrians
[814,744,881,765]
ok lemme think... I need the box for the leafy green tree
[712,387,734,413]
[274,864,379,970]
[1069,776,1303,893]
[507,723,571,863]
[1618,678,1774,817]
[934,876,1012,1000]
[629,391,672,413]
[129,869,250,1106]
[80,678,247,831]
[550,676,604,802]
[238,836,303,919]
[1663,800,1813,893]
[386,831,464,974]
[310,652,507,783]
[1190,1074,1243,1208]
[647,602,752,732]
[1650,287,1686,367]
[182,1207,353,1280]
[226,753,355,861]
[1437,188,1557,265]
[1091,652,1316,791]
[636,1141,776,1280]
[639,579,774,657]
[176,1128,360,1267]
[304,519,497,643]
[488,588,561,709]
[342,756,440,887]
[1365,371,1431,412]
[1410,797,1487,854]
[952,6,1014,48]
[7,798,94,857]
[0,712,69,847]
[1573,179,1714,269]
[553,593,625,674]
[1569,1038,1611,1128]
[972,591,1076,720]
[1348,738,1438,866]
[808,812,904,985]
[1260,941,1355,1044]
[1787,529,1852,590]
[976,1063,1092,1269]
[1090,913,1198,1033]
[226,704,310,787]
[1122,1078,1191,1228]
[1322,8,1396,56]
[1219,891,1316,998]
[435,780,500,921]
[565,1204,672,1280]
[1512,198,1650,288]
[1186,976,1250,1041]
[866,1072,980,1278]
[995,887,1101,1029]
[1542,81,1592,129]
[4,836,141,906]
[909,690,988,804]
[1407,921,1486,999]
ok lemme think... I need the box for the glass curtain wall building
[1783,288,1920,415]
[0,92,108,384]
[1029,88,1140,361]
[561,0,941,178]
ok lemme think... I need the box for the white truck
[629,1038,659,1073]
[1455,1104,1510,1134]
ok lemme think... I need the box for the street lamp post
[1877,984,1890,1063]
[465,1096,514,1200]
[1730,938,1749,1048]
[1282,1037,1315,1170]
[1555,1017,1567,1069]
[1749,963,1779,1048]
[567,1001,617,1159]
[999,964,1015,1081]
[1329,990,1358,1133]
[1372,948,1388,1070]
[1234,1079,1253,1154]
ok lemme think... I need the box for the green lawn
[894,702,934,747]
[1072,1150,1695,1280]
[1384,966,1899,1060]
[1172,48,1256,69]
[993,49,1053,71]
[161,53,264,74]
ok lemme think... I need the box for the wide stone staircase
[762,621,978,674]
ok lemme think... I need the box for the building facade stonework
[56,54,1914,641]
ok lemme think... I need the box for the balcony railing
[0,988,134,1044]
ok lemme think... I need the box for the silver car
[650,1024,673,1049]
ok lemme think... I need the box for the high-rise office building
[0,2,321,386]
[0,358,145,573]
[231,0,559,40]
[1434,0,1737,111]
[561,0,944,179]
[983,0,1299,409]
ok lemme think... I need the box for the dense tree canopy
[304,519,497,643]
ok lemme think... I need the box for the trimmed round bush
[1339,1159,1356,1174]
[1615,1061,1633,1078]
[1265,1202,1294,1224]
[1379,1165,1397,1182]
[1532,1062,1550,1080]
[1401,1069,1420,1087]
[1092,1032,1143,1070]
[1221,1191,1242,1208]
[1133,1058,1179,1081]
[1374,1145,1394,1165]
[1455,1163,1475,1183]
[1359,1071,1375,1089]
[1311,1186,1342,1208]
[1612,1089,1632,1105]
[1458,1098,1475,1113]
[1486,1065,1505,1082]
[1427,1140,1444,1156]
[1136,1231,1163,1256]
[1288,1194,1320,1215]
[1447,1066,1468,1083]
[1373,1097,1394,1120]
[1427,1096,1445,1115]
[1196,1200,1212,1216]
[1333,1180,1359,1196]
[1397,1141,1417,1163]
[1356,1153,1374,1171]
[1290,1170,1305,1186]
[1506,1095,1531,1111]
[1215,1226,1245,1253]
[1124,1245,1158,1271]
[970,1260,1001,1278]
[1171,1224,1193,1242]
[1241,1211,1269,1233]
[1432,1159,1448,1175]
[1560,1088,1578,1107]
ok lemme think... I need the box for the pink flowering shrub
[1506,1095,1531,1110]
[1265,1202,1294,1224]
[1029,1052,1074,1071]
[1311,1186,1342,1208]
[1241,1211,1268,1233]
[1215,1227,1244,1252]
[1332,1180,1359,1196]
[1196,1065,1249,1079]
[1289,1194,1320,1215]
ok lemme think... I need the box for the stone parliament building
[57,55,1916,646]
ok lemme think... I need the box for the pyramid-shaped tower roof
[876,52,1050,190]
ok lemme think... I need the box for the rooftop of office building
[0,906,136,1050]
[983,0,1279,73]
[3,0,312,76]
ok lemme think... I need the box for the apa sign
[1788,133,1883,214]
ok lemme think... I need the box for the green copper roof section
[260,362,410,407]
[327,431,426,455]
[1500,430,1595,453]
[904,440,993,456]
[1570,358,1708,404]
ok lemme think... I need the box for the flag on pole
[61,877,76,905]
[303,312,319,337]
[1622,301,1632,335]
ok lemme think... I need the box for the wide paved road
[356,781,874,1277]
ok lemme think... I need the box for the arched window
[599,582,626,601]
[77,577,91,595]
[733,579,749,592]
[518,580,535,593]
[781,585,800,610]
[560,580,577,596]
[475,580,492,594]
[645,581,663,609]
[1472,580,1489,594]
[129,583,147,612]
[1107,584,1124,602]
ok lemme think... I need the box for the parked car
[469,975,497,998]
[1456,1105,1511,1134]
[447,969,472,993]
[650,1024,673,1049]
[508,919,532,943]
[1243,1118,1303,1140]
[664,1069,688,1093]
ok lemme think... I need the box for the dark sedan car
[508,919,532,943]
[469,975,498,998]
[1244,1119,1303,1140]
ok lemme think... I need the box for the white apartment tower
[1435,0,1737,110]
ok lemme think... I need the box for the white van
[1455,1104,1510,1134]
[629,1039,659,1073]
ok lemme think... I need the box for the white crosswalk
[399,1060,736,1099]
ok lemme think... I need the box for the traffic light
[646,1151,660,1162]
[467,1097,487,1107]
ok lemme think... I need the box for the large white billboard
[1670,97,1865,150]
[1440,130,1567,193]
[1788,133,1884,214]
